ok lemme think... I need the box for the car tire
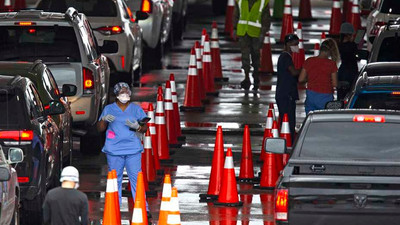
[11,195,20,225]
[212,0,227,15]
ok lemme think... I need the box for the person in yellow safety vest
[233,0,271,91]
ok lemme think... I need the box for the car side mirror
[136,11,149,21]
[265,138,287,154]
[8,148,24,164]
[61,84,77,97]
[0,167,10,181]
[357,49,369,61]
[325,100,345,109]
[45,100,65,116]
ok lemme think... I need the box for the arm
[137,124,148,133]
[288,65,301,77]
[298,68,308,84]
[260,4,271,36]
[96,120,108,133]
[331,71,338,88]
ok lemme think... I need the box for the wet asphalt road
[72,0,368,224]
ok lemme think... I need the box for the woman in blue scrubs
[97,82,148,204]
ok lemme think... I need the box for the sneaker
[240,79,251,90]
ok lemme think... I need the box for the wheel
[212,0,227,15]
[10,195,20,225]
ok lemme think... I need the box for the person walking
[275,34,301,140]
[97,82,148,205]
[337,22,359,100]
[299,39,340,114]
[233,0,271,91]
[43,166,88,225]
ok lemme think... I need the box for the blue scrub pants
[106,153,148,210]
[305,90,334,114]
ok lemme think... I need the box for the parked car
[0,60,77,167]
[172,0,187,40]
[0,8,110,152]
[0,75,65,224]
[267,109,400,225]
[36,0,146,86]
[369,18,400,62]
[0,145,24,225]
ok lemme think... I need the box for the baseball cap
[284,34,299,44]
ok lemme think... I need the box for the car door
[0,150,13,224]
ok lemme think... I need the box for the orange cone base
[215,77,229,82]
[214,201,244,207]
[206,91,219,97]
[180,105,205,112]
[199,193,219,202]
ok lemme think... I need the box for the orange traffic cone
[215,148,243,207]
[167,187,181,225]
[292,22,305,69]
[280,0,294,43]
[257,138,278,190]
[224,0,235,39]
[131,172,148,225]
[1,0,12,11]
[260,105,275,161]
[169,74,184,141]
[238,125,255,183]
[271,121,283,173]
[346,0,354,23]
[180,47,205,112]
[103,170,121,225]
[199,126,225,202]
[200,28,207,55]
[298,0,312,21]
[144,130,157,185]
[314,43,320,56]
[348,0,361,30]
[156,86,172,162]
[320,32,326,44]
[147,104,162,174]
[141,152,158,197]
[211,21,228,82]
[280,114,292,167]
[203,34,218,96]
[194,41,207,102]
[259,32,274,75]
[158,174,172,225]
[329,0,342,35]
[164,81,180,148]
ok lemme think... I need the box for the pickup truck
[266,109,400,225]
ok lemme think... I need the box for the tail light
[275,189,289,221]
[95,26,124,35]
[15,22,36,26]
[0,130,33,141]
[370,22,386,36]
[353,115,385,123]
[83,68,94,92]
[18,177,29,183]
[141,0,152,13]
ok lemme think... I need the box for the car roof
[308,109,400,122]
[0,61,44,78]
[0,8,83,25]
[0,75,28,90]
[364,62,400,76]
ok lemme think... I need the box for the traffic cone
[280,114,292,167]
[259,32,274,75]
[238,125,255,183]
[225,0,235,39]
[298,0,312,21]
[280,0,294,43]
[103,170,121,225]
[144,130,157,185]
[203,34,218,96]
[329,0,342,36]
[169,74,184,141]
[14,0,25,10]
[260,106,274,161]
[158,174,172,225]
[320,32,326,44]
[180,47,205,112]
[2,0,12,11]
[211,21,228,82]
[166,187,181,225]
[292,22,305,69]
[271,120,283,173]
[131,172,148,225]
[156,86,172,162]
[194,41,207,102]
[199,126,225,202]
[164,81,180,148]
[141,152,158,197]
[273,0,284,19]
[314,43,320,56]
[200,28,207,55]
[256,140,278,190]
[348,0,361,30]
[214,148,243,207]
[147,104,162,174]
[346,0,354,23]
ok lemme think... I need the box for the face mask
[117,93,130,104]
[290,45,300,53]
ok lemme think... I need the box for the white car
[366,0,400,49]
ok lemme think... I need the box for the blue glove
[126,119,140,130]
[102,114,115,123]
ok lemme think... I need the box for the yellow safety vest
[237,0,268,37]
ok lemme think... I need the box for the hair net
[113,82,132,96]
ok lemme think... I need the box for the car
[36,0,146,86]
[0,60,77,167]
[0,145,24,225]
[369,19,400,62]
[0,75,65,224]
[171,0,187,40]
[267,109,400,225]
[366,0,400,49]
[0,8,110,152]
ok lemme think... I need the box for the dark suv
[0,75,65,224]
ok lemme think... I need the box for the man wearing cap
[233,0,271,91]
[276,34,301,141]
[43,166,88,225]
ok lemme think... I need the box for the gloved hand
[102,114,115,123]
[126,119,140,130]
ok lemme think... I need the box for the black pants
[276,95,296,143]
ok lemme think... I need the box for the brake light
[15,22,36,26]
[0,130,33,141]
[370,21,386,36]
[76,111,85,115]
[82,68,94,90]
[353,115,385,123]
[121,56,125,69]
[95,26,124,35]
[141,0,152,13]
[275,189,289,221]
[392,91,400,95]
[28,29,36,34]
[18,177,29,183]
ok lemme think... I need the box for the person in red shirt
[299,39,339,114]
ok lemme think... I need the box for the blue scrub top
[99,102,147,155]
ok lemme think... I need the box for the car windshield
[37,0,117,17]
[377,36,400,62]
[0,89,25,129]
[352,92,400,110]
[300,121,400,160]
[0,26,81,62]
[381,0,400,14]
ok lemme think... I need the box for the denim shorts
[305,89,333,114]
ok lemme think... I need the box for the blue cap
[113,82,131,95]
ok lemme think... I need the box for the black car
[0,75,65,224]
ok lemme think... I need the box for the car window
[380,0,400,14]
[26,84,44,119]
[0,26,81,62]
[352,92,400,110]
[43,69,60,99]
[377,36,400,62]
[38,0,118,17]
[0,89,25,127]
[121,1,131,20]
